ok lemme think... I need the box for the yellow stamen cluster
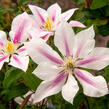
[3,41,16,54]
[63,56,76,72]
[44,17,53,31]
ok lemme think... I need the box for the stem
[85,96,90,109]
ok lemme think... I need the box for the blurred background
[0,0,109,109]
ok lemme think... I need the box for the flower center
[63,56,76,72]
[44,17,53,31]
[3,41,16,54]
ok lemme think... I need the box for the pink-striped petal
[61,8,78,21]
[74,69,108,97]
[69,20,86,28]
[32,72,66,103]
[9,55,29,72]
[54,21,75,57]
[29,5,48,25]
[25,38,63,65]
[73,26,95,58]
[78,47,109,70]
[47,3,61,22]
[0,55,9,70]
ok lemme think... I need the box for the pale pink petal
[74,69,108,97]
[0,55,9,70]
[32,62,62,80]
[0,30,7,46]
[62,74,79,104]
[47,3,61,22]
[32,72,66,103]
[25,38,63,65]
[10,12,32,43]
[9,55,29,72]
[54,21,75,57]
[61,8,78,21]
[69,20,86,28]
[78,47,109,70]
[73,26,95,58]
[28,5,48,25]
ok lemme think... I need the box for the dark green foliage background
[0,0,109,109]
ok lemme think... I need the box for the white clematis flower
[0,12,31,71]
[25,22,109,104]
[28,3,85,40]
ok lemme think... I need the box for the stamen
[3,41,16,54]
[44,17,53,31]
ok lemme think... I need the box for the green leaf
[4,83,28,101]
[23,73,41,91]
[3,67,24,88]
[90,0,108,9]
[104,65,109,81]
[0,103,5,109]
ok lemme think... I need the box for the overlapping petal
[54,21,74,57]
[25,38,63,65]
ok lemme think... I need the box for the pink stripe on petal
[13,20,26,43]
[47,72,66,89]
[41,34,49,40]
[0,56,8,62]
[63,32,70,57]
[51,9,56,22]
[13,55,22,65]
[17,48,26,53]
[35,8,45,24]
[75,70,98,88]
[75,43,83,58]
[78,57,102,65]
[0,41,3,46]
[38,48,63,64]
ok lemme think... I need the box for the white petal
[0,30,7,46]
[54,21,75,57]
[74,69,108,97]
[14,97,24,105]
[47,3,61,22]
[32,62,62,80]
[73,26,95,58]
[28,5,48,25]
[25,38,63,65]
[78,47,109,70]
[10,12,32,43]
[32,72,66,103]
[9,55,29,72]
[69,20,86,28]
[61,8,78,21]
[62,74,79,104]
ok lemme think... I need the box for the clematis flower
[0,12,31,71]
[28,3,85,40]
[25,22,109,104]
